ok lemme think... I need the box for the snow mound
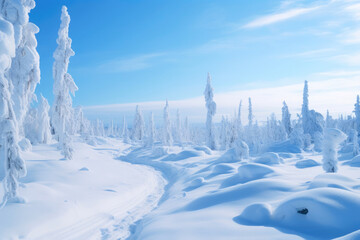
[193,146,212,155]
[278,153,294,159]
[272,188,360,238]
[295,159,320,169]
[184,179,293,211]
[343,155,360,167]
[308,173,358,191]
[162,150,203,161]
[253,152,283,165]
[335,229,360,240]
[233,203,272,225]
[266,140,302,154]
[221,163,276,188]
[236,188,360,239]
[184,177,205,192]
[151,146,169,158]
[206,163,236,178]
[212,148,240,164]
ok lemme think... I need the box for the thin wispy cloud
[98,52,167,73]
[284,48,335,58]
[243,6,320,29]
[83,77,360,124]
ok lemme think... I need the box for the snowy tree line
[1,1,360,207]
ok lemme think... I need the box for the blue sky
[31,0,360,122]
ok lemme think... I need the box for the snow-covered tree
[2,0,40,138]
[237,100,243,134]
[122,116,130,143]
[322,128,346,173]
[302,80,309,135]
[234,138,249,160]
[282,101,291,136]
[147,112,155,147]
[354,95,360,134]
[353,130,359,157]
[204,73,216,150]
[36,95,51,144]
[163,100,173,146]
[183,116,190,143]
[51,6,78,160]
[0,10,26,206]
[248,98,254,127]
[174,109,182,144]
[132,105,145,141]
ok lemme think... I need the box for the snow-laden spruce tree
[0,11,27,206]
[52,6,78,160]
[282,101,292,136]
[2,0,40,138]
[36,95,52,144]
[302,80,309,135]
[122,116,130,143]
[237,100,243,135]
[163,100,173,146]
[234,137,249,161]
[174,109,182,144]
[322,128,346,173]
[204,73,216,150]
[147,112,155,147]
[183,116,190,143]
[353,130,359,157]
[132,105,145,141]
[248,98,254,127]
[354,95,360,134]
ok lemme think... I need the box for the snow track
[32,167,165,240]
[2,139,167,240]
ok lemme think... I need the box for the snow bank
[253,152,283,165]
[221,163,276,188]
[343,155,360,167]
[206,163,236,179]
[295,159,320,169]
[308,173,359,191]
[184,179,293,211]
[266,140,302,154]
[236,188,360,239]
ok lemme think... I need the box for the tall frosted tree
[322,128,346,173]
[132,105,145,141]
[0,7,26,206]
[2,0,40,138]
[204,73,216,150]
[354,95,360,134]
[36,95,52,144]
[301,80,309,134]
[282,101,292,136]
[248,98,253,127]
[174,109,182,144]
[147,112,155,147]
[163,100,173,146]
[122,116,130,143]
[353,130,359,157]
[52,6,78,160]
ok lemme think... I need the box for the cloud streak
[83,76,360,125]
[243,6,320,29]
[98,52,167,73]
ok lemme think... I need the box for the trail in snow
[0,137,166,240]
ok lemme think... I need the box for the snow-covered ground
[121,142,360,240]
[0,137,165,240]
[1,137,360,240]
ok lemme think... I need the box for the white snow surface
[1,138,360,239]
[0,137,165,240]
